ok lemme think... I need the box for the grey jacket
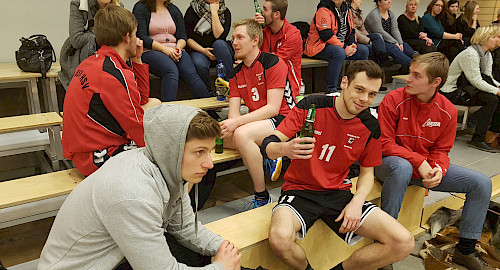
[38,104,225,270]
[364,8,403,45]
[59,0,123,89]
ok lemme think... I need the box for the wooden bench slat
[211,148,240,164]
[0,113,62,133]
[0,169,85,210]
[167,97,230,110]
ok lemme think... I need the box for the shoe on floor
[242,194,272,211]
[453,249,494,270]
[467,141,499,153]
[265,157,282,181]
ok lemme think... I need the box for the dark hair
[140,0,171,12]
[94,5,137,47]
[266,0,288,20]
[186,111,221,141]
[345,60,384,85]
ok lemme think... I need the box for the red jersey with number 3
[229,51,296,115]
[277,95,382,191]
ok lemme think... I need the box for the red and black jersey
[277,95,382,191]
[228,51,296,116]
[261,19,302,97]
[62,46,150,176]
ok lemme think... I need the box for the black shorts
[273,189,378,246]
[268,114,285,130]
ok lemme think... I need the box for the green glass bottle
[216,119,224,154]
[253,0,265,26]
[300,104,316,141]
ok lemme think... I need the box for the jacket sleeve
[378,93,427,169]
[389,10,404,44]
[459,50,500,95]
[167,190,225,257]
[219,9,232,41]
[133,2,155,50]
[354,14,371,44]
[364,9,398,44]
[171,5,188,42]
[68,0,94,50]
[132,62,151,106]
[102,199,224,270]
[421,14,445,40]
[99,67,146,147]
[314,8,345,48]
[184,7,196,39]
[427,110,456,177]
[275,29,303,63]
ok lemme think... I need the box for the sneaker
[453,249,494,270]
[265,157,282,181]
[242,195,272,211]
[467,141,499,153]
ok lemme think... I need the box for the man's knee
[387,229,414,259]
[269,223,296,258]
[232,126,250,147]
[473,173,493,197]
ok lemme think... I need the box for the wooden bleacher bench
[391,74,409,89]
[206,178,426,269]
[0,112,63,171]
[167,97,231,110]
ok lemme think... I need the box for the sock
[255,190,269,200]
[305,262,314,270]
[330,261,344,270]
[456,237,477,255]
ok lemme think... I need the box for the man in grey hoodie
[38,104,241,270]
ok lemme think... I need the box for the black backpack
[15,34,56,78]
[291,21,310,49]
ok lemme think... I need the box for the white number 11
[318,144,336,162]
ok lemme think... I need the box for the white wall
[1,0,431,63]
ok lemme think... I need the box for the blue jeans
[190,40,234,92]
[385,42,415,68]
[374,156,492,239]
[142,50,210,102]
[366,33,385,58]
[314,43,369,92]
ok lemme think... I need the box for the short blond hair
[94,5,137,47]
[411,52,449,90]
[407,0,420,6]
[233,19,263,48]
[471,25,500,45]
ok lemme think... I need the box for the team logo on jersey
[348,137,355,144]
[238,84,247,88]
[422,118,441,128]
[277,42,282,48]
[256,72,263,84]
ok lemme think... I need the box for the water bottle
[216,60,226,101]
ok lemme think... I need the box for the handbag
[15,34,56,78]
[453,72,495,105]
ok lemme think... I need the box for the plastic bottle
[216,60,226,101]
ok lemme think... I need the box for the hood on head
[143,104,202,199]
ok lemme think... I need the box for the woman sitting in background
[421,0,464,61]
[455,1,480,46]
[398,0,437,54]
[440,0,459,33]
[59,0,121,90]
[185,0,233,93]
[133,0,210,102]
[441,25,500,153]
[364,0,417,68]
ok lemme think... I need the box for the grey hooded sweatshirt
[38,104,224,270]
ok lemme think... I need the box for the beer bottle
[300,104,316,141]
[254,0,265,26]
[216,119,224,154]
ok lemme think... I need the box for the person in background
[441,0,460,33]
[133,0,210,102]
[493,8,500,24]
[59,0,122,90]
[304,0,369,96]
[62,4,160,177]
[398,0,437,54]
[421,0,464,61]
[455,1,480,46]
[441,25,500,152]
[365,0,418,69]
[253,0,302,100]
[185,0,233,93]
[348,0,400,70]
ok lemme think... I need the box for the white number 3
[318,144,336,162]
[251,87,260,101]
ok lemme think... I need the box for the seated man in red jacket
[375,52,492,270]
[62,4,160,176]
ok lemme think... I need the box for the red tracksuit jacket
[378,87,458,178]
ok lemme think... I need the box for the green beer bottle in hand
[300,104,316,142]
[216,119,224,154]
[254,0,265,26]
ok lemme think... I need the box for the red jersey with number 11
[277,95,382,191]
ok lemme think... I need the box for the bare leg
[269,207,308,270]
[341,209,414,270]
[141,98,161,111]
